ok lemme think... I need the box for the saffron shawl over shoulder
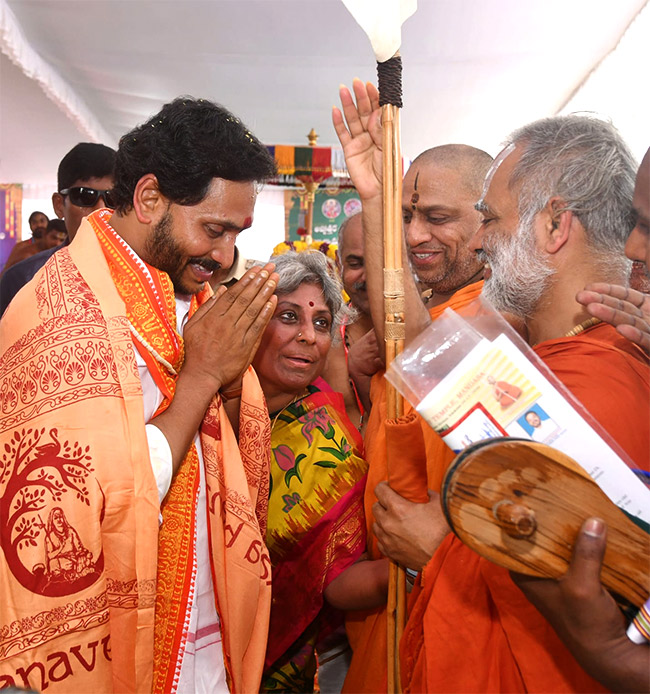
[0,211,272,693]
[263,382,367,692]
[401,322,649,693]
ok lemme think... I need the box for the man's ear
[542,196,572,254]
[132,174,166,224]
[52,192,65,220]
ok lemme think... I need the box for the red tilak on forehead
[243,216,252,228]
[411,171,420,210]
[309,301,314,307]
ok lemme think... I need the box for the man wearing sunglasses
[0,142,116,315]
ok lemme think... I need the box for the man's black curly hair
[111,96,277,213]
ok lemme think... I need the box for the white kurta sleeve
[145,423,173,504]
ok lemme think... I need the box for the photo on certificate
[517,404,561,444]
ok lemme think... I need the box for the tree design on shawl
[0,427,104,596]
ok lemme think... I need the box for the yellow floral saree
[263,380,367,692]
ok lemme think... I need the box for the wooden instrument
[441,438,650,607]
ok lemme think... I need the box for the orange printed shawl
[0,210,271,693]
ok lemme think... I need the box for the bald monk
[333,79,493,693]
[371,116,648,691]
[321,211,380,429]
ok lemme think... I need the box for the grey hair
[507,115,637,259]
[272,251,353,333]
[337,210,362,268]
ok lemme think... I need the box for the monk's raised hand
[350,78,380,133]
[183,263,278,392]
[332,79,383,200]
[576,283,650,354]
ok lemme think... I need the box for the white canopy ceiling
[1,0,648,200]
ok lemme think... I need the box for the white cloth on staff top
[340,0,417,61]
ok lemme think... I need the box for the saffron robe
[401,322,650,693]
[0,215,271,693]
[342,281,484,694]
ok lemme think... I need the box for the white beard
[482,218,555,319]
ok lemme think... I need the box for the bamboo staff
[378,54,406,693]
[339,3,416,690]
